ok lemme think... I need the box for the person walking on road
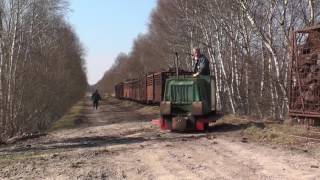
[91,89,102,109]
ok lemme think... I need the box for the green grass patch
[50,101,85,131]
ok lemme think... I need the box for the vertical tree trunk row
[0,0,87,141]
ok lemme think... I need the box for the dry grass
[120,99,140,108]
[135,106,159,115]
[242,125,296,145]
[50,101,85,131]
[244,123,320,144]
[105,95,159,116]
[219,115,320,147]
[0,151,52,166]
[102,95,136,107]
[1,152,41,161]
[217,115,320,158]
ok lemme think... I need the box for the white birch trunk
[308,0,315,25]
[7,0,21,135]
[239,0,289,112]
[268,56,276,117]
[215,31,236,113]
[0,9,4,133]
[260,42,265,98]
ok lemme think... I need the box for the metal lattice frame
[289,25,320,119]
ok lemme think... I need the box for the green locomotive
[160,75,217,131]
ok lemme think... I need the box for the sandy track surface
[0,97,319,180]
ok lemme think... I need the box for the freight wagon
[114,83,124,99]
[115,70,192,104]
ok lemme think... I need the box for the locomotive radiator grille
[170,84,193,104]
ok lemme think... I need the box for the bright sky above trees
[68,0,157,85]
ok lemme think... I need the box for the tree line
[0,0,87,141]
[97,0,319,120]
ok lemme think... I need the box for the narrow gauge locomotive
[160,75,217,131]
[115,70,217,131]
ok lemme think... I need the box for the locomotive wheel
[165,118,172,130]
[162,115,172,130]
[204,123,209,130]
[188,117,196,130]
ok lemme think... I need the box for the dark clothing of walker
[91,91,102,109]
[193,54,210,75]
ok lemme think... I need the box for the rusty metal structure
[289,25,320,124]
[115,83,124,99]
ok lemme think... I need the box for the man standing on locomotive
[192,48,210,77]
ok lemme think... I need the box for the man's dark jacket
[193,54,210,75]
[92,92,101,103]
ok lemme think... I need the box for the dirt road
[0,97,319,180]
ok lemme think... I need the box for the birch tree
[0,0,87,141]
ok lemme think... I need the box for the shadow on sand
[0,133,210,154]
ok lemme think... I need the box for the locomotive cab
[160,75,217,131]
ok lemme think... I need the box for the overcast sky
[68,0,157,85]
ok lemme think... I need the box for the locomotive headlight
[192,101,203,115]
[160,101,171,115]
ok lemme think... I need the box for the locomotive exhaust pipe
[175,52,179,77]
